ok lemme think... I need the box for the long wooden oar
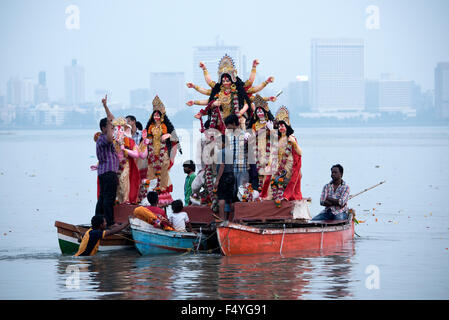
[349,181,386,200]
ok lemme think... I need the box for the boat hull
[130,218,206,255]
[55,221,133,255]
[216,217,354,256]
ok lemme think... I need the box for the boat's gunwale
[218,213,353,235]
[129,217,199,239]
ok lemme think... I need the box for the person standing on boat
[214,134,235,220]
[126,115,142,145]
[75,215,129,257]
[312,164,350,221]
[224,114,249,201]
[183,160,196,206]
[95,95,119,227]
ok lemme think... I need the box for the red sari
[125,137,141,204]
[260,141,302,201]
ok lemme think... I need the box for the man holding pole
[312,164,350,221]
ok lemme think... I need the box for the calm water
[0,126,449,300]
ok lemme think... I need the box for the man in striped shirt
[95,95,119,227]
[312,164,351,221]
[224,115,249,201]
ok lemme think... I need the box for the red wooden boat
[216,201,355,256]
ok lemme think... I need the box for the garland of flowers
[241,183,259,202]
[207,84,240,133]
[253,123,271,191]
[204,164,216,206]
[270,140,293,207]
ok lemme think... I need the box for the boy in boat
[183,160,196,206]
[312,164,350,221]
[168,199,193,233]
[74,215,129,257]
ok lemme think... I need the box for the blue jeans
[312,208,348,221]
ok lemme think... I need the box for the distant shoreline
[1,123,449,132]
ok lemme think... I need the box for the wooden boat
[216,201,355,256]
[55,203,219,254]
[54,220,133,255]
[129,217,208,255]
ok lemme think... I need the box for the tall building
[365,79,379,112]
[192,44,241,89]
[34,71,49,104]
[150,72,185,115]
[64,59,85,106]
[22,77,34,104]
[6,77,33,106]
[38,71,46,86]
[7,77,23,106]
[130,88,150,107]
[288,76,310,111]
[379,78,414,114]
[435,62,449,119]
[311,38,364,112]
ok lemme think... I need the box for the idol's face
[256,108,265,120]
[222,75,231,88]
[153,112,161,122]
[279,123,286,133]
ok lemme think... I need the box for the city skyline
[1,41,444,110]
[1,0,448,103]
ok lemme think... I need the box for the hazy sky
[1,0,448,103]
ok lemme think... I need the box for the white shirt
[167,211,190,232]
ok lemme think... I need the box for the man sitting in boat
[143,191,167,218]
[74,216,129,257]
[312,164,351,221]
[168,200,193,233]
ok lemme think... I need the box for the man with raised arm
[95,95,119,227]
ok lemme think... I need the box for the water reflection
[217,241,355,300]
[55,241,356,300]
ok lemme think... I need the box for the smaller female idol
[139,96,179,205]
[247,94,275,191]
[260,106,303,207]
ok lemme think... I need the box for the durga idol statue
[186,55,252,133]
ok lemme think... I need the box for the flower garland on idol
[270,141,293,207]
[270,105,294,208]
[204,83,240,133]
[254,127,271,192]
[241,183,259,202]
